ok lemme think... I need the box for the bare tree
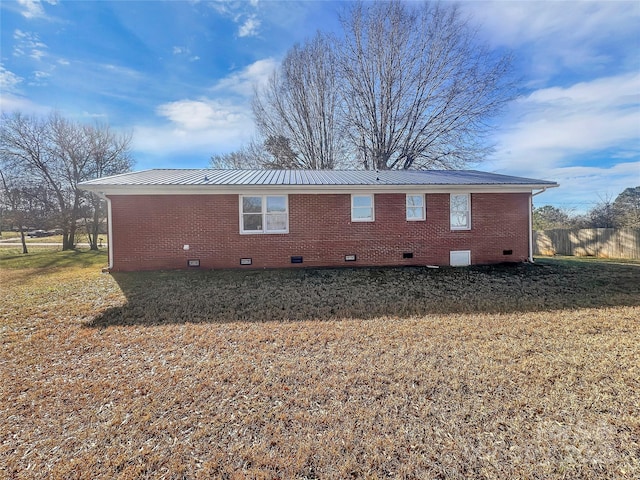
[84,123,133,250]
[587,194,616,228]
[210,137,305,170]
[248,1,513,171]
[210,139,268,169]
[262,135,301,169]
[0,113,58,246]
[0,170,29,254]
[339,1,514,170]
[0,112,132,251]
[252,32,344,169]
[46,113,95,249]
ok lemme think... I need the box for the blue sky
[1,0,639,213]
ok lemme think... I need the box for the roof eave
[79,182,559,196]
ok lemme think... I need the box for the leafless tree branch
[0,112,133,250]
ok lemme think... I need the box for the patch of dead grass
[1,256,639,479]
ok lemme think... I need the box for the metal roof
[80,169,558,188]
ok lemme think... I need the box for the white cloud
[13,29,48,60]
[16,0,55,19]
[14,0,57,20]
[208,0,233,17]
[536,162,640,214]
[132,58,277,159]
[466,1,638,50]
[172,46,189,55]
[133,123,253,160]
[238,15,260,37]
[208,0,262,37]
[526,74,639,107]
[0,64,51,115]
[133,118,254,158]
[133,97,254,157]
[81,111,108,119]
[485,72,640,212]
[101,63,143,80]
[464,1,640,83]
[172,46,200,62]
[30,49,46,61]
[17,0,44,18]
[156,99,248,131]
[0,92,50,115]
[29,70,51,86]
[490,72,640,176]
[212,58,276,97]
[0,64,23,92]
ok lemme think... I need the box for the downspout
[528,188,548,263]
[105,195,114,271]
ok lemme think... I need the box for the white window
[406,194,425,221]
[240,195,288,234]
[351,194,374,222]
[450,193,471,230]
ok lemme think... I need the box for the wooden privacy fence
[534,228,640,259]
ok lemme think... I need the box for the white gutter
[528,187,550,262]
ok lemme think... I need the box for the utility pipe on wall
[528,187,548,262]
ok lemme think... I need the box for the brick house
[79,169,557,272]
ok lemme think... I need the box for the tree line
[0,112,133,253]
[533,187,640,230]
[212,0,514,171]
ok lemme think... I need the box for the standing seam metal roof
[79,169,558,187]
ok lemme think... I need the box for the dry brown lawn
[1,250,639,479]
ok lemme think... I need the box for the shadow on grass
[85,258,640,327]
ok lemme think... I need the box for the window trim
[239,194,289,234]
[450,193,471,231]
[351,194,375,222]
[406,193,426,221]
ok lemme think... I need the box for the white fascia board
[80,183,557,196]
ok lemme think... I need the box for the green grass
[18,234,64,243]
[1,231,104,244]
[0,247,107,270]
[1,250,639,479]
[0,231,64,243]
[547,254,640,265]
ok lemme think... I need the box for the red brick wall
[108,192,531,271]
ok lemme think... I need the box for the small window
[352,194,374,222]
[450,193,471,230]
[406,194,425,221]
[240,195,288,234]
